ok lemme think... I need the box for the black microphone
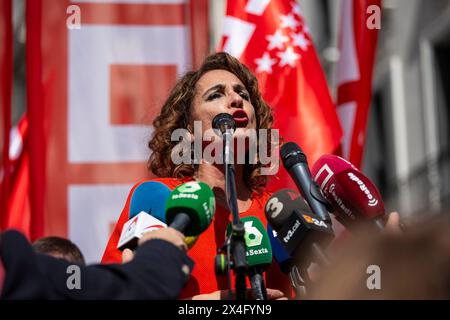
[212,112,236,134]
[280,142,332,225]
[265,189,334,268]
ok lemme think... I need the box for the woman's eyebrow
[202,84,225,99]
[233,84,248,93]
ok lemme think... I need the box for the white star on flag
[291,2,303,18]
[266,29,289,50]
[280,13,299,30]
[303,25,310,35]
[255,52,277,73]
[277,47,301,67]
[292,32,309,51]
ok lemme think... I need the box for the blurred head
[309,214,450,300]
[32,237,85,265]
[148,52,274,192]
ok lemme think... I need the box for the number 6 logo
[177,181,201,193]
[244,221,263,247]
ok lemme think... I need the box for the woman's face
[191,69,257,140]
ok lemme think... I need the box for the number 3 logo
[265,197,283,219]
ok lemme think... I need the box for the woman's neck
[194,163,253,213]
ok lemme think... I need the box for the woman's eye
[239,92,250,101]
[207,92,222,100]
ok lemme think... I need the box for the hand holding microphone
[120,181,215,263]
[138,228,187,251]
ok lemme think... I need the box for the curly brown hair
[148,52,274,192]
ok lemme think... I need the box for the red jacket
[102,177,291,299]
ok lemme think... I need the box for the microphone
[165,181,216,236]
[225,216,272,300]
[117,212,166,251]
[311,154,385,230]
[267,224,292,274]
[129,181,172,221]
[267,225,307,299]
[280,142,332,224]
[265,189,334,268]
[212,113,236,134]
[117,181,198,251]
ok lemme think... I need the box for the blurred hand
[121,228,188,264]
[138,227,187,252]
[191,288,287,300]
[385,211,403,235]
[121,248,135,264]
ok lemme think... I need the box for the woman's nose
[229,92,244,109]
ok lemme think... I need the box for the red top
[101,177,291,299]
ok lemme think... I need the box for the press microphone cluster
[118,181,215,251]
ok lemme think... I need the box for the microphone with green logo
[224,216,273,300]
[165,181,216,237]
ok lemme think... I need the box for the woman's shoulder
[131,176,195,191]
[252,189,273,203]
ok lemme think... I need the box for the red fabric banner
[24,0,209,262]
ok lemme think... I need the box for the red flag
[221,0,342,189]
[4,115,32,239]
[0,0,13,231]
[336,0,380,168]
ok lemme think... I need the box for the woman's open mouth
[232,110,249,128]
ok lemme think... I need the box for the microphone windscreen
[311,154,385,228]
[129,181,172,222]
[311,154,355,189]
[165,181,216,236]
[264,189,310,230]
[267,224,292,274]
[226,216,273,267]
[280,142,307,170]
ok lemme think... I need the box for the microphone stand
[222,126,248,300]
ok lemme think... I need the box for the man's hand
[138,227,187,252]
[121,227,188,264]
[190,288,287,300]
[385,211,403,235]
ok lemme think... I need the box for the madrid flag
[221,0,343,189]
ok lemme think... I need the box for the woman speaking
[102,52,290,299]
